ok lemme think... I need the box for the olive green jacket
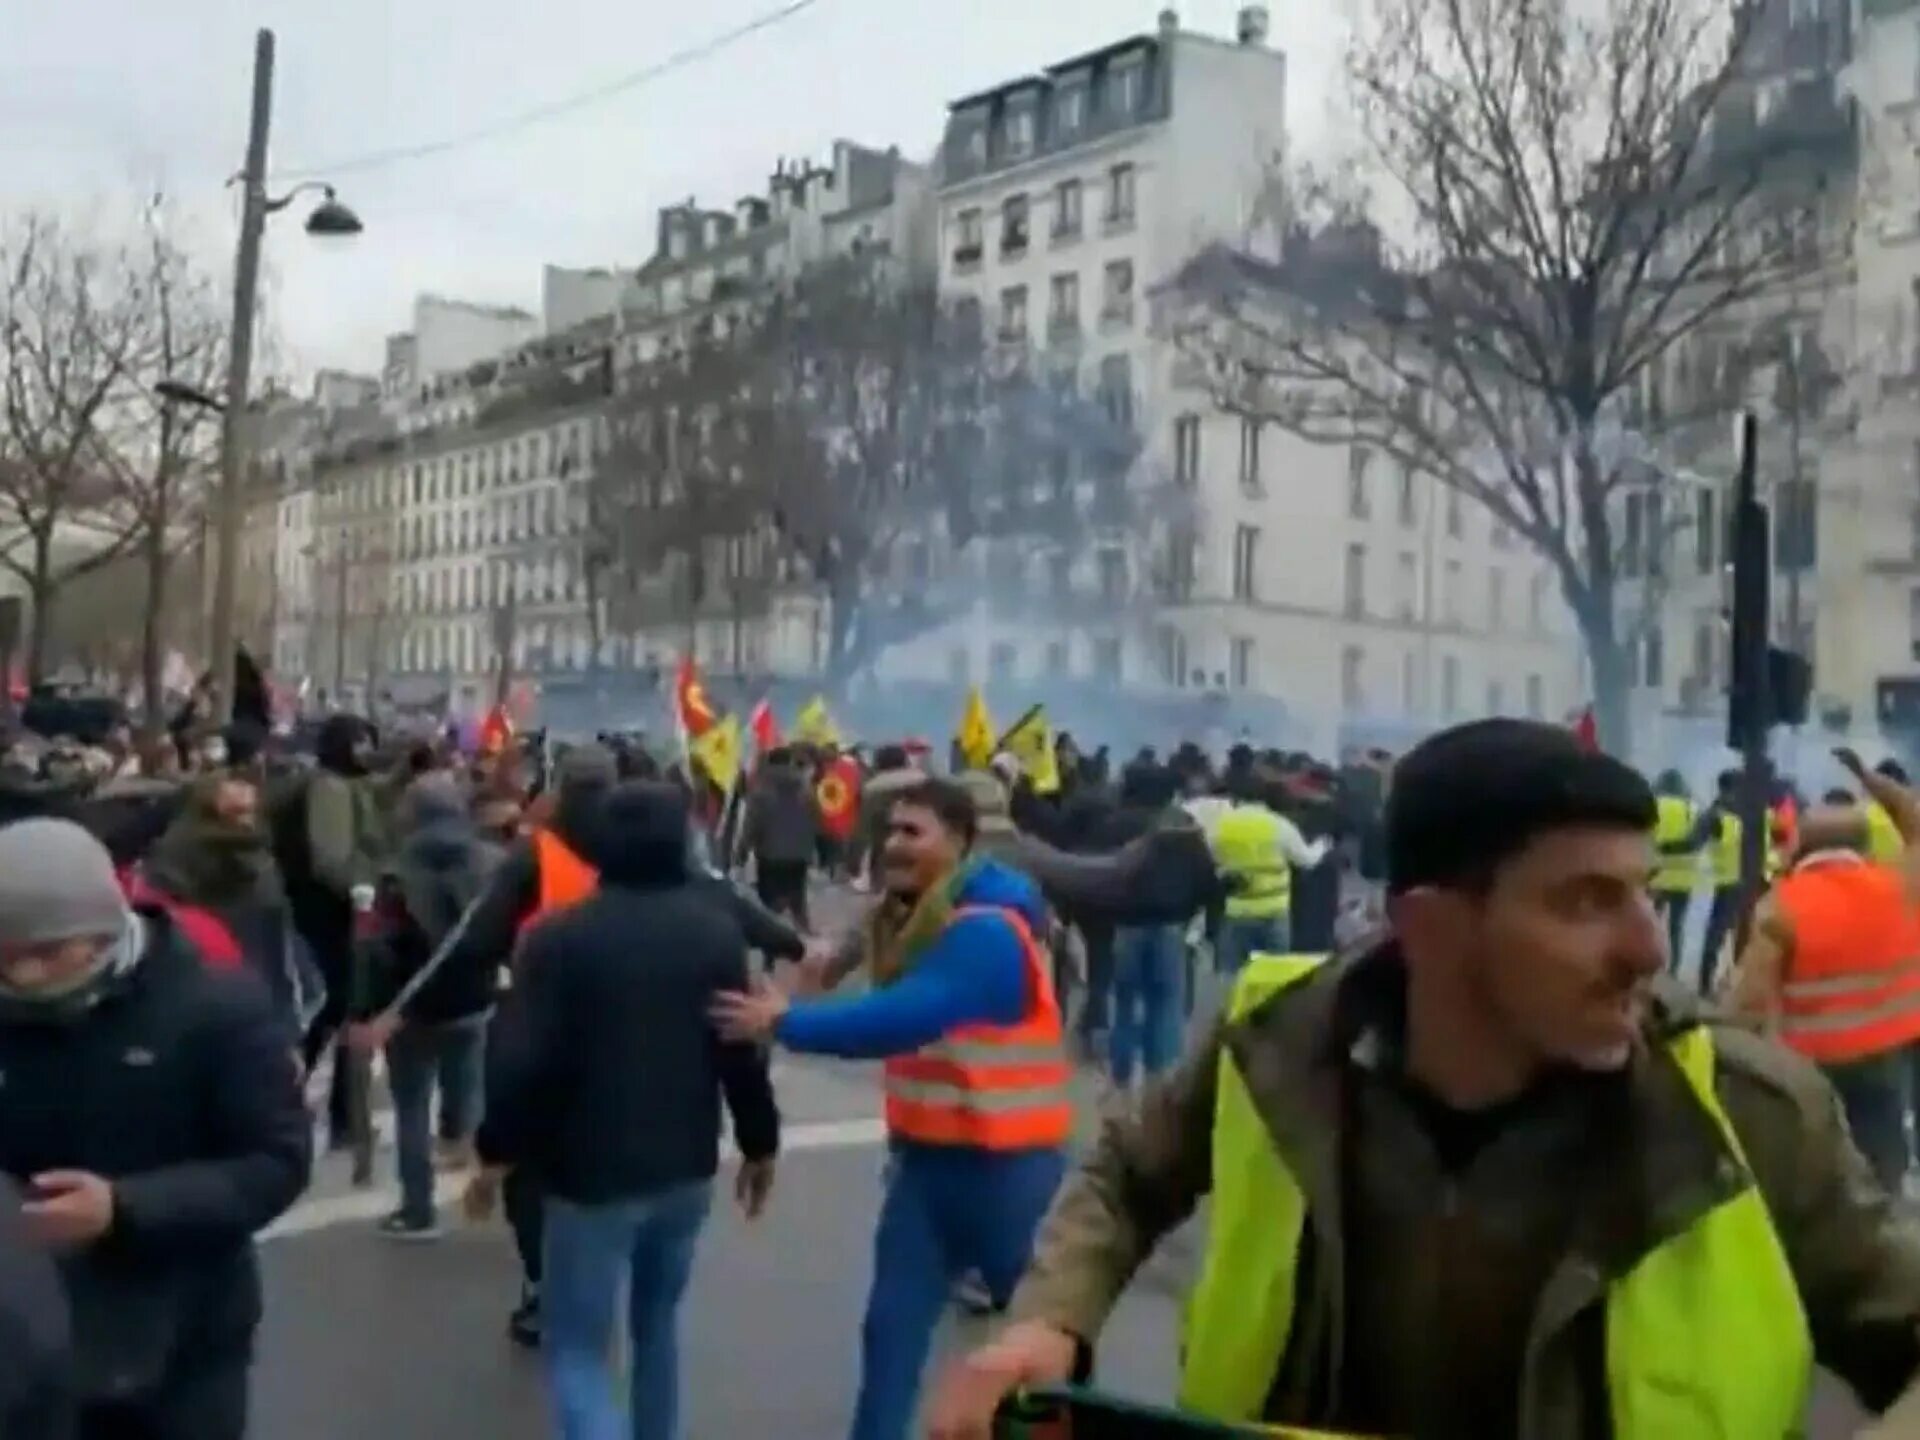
[1010,947,1920,1436]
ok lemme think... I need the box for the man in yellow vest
[927,718,1920,1439]
[1208,772,1329,977]
[1694,767,1745,994]
[1648,769,1699,965]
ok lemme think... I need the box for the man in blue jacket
[714,776,1071,1440]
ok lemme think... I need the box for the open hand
[710,975,790,1043]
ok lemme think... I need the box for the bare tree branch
[1167,0,1846,741]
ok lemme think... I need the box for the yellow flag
[999,704,1061,796]
[956,686,996,770]
[794,694,840,748]
[689,715,742,794]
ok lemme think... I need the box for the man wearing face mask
[929,718,1920,1440]
[0,818,310,1439]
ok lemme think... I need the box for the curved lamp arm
[263,181,338,216]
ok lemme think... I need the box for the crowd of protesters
[16,687,1920,1440]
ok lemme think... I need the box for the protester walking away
[451,741,617,1345]
[276,714,388,1146]
[714,776,1070,1440]
[140,772,324,1041]
[1207,767,1330,979]
[1729,749,1920,1192]
[928,717,1920,1440]
[0,1173,72,1440]
[742,746,819,929]
[1692,767,1744,993]
[349,777,500,1240]
[0,818,311,1440]
[1648,768,1701,965]
[474,780,779,1440]
[1101,762,1197,1091]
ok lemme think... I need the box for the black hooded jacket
[454,770,807,975]
[477,781,779,1202]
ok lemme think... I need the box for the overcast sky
[1,0,1347,380]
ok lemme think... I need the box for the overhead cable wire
[270,0,822,182]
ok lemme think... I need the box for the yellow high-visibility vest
[1178,955,1813,1436]
[1711,812,1742,889]
[1213,804,1292,921]
[1650,795,1698,895]
[1868,803,1903,868]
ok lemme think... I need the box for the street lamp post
[206,27,361,723]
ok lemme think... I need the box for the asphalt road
[248,882,1869,1437]
[253,1044,1184,1438]
[253,1081,1869,1437]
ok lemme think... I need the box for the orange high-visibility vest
[517,828,599,939]
[882,905,1074,1151]
[1773,856,1920,1065]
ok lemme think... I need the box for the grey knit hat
[0,819,130,948]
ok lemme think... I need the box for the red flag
[478,705,513,755]
[815,755,862,842]
[675,656,718,739]
[1570,706,1598,752]
[749,699,781,753]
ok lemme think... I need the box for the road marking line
[262,1117,889,1241]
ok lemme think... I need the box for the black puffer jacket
[478,781,779,1202]
[0,913,310,1408]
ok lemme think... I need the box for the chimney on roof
[1158,7,1179,34]
[1237,4,1270,44]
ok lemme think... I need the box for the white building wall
[883,8,1582,741]
[411,295,540,380]
[542,266,634,335]
[1833,4,1920,727]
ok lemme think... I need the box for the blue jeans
[852,1144,1066,1440]
[385,1014,487,1222]
[1110,924,1186,1087]
[542,1181,712,1440]
[1216,914,1291,976]
[1826,1052,1910,1195]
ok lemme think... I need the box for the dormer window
[1054,81,1087,137]
[1105,56,1145,117]
[1004,102,1035,159]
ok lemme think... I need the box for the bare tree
[91,207,226,730]
[600,258,1156,685]
[0,214,150,681]
[1168,0,1848,743]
